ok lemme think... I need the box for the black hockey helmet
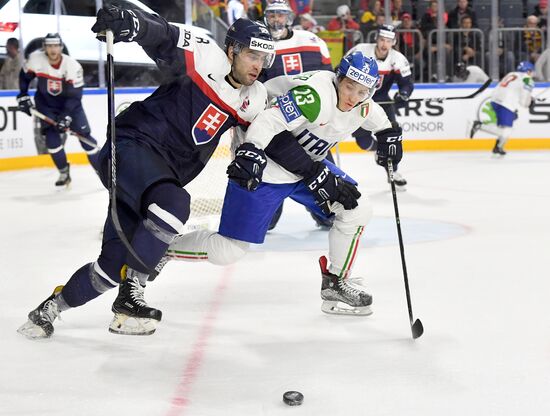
[455,61,468,80]
[224,18,275,68]
[43,32,63,47]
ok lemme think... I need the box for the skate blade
[17,320,50,339]
[321,301,373,316]
[108,313,157,336]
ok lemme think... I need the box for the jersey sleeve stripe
[183,49,249,126]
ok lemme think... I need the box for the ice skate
[17,286,64,339]
[109,267,162,335]
[55,165,71,187]
[319,256,373,316]
[387,170,407,190]
[469,120,482,138]
[492,141,506,156]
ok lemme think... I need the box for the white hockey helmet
[264,0,295,40]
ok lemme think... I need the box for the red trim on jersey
[276,46,331,64]
[35,72,64,81]
[378,69,401,75]
[183,49,249,126]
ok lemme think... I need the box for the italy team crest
[360,103,370,117]
[282,54,303,75]
[192,104,229,145]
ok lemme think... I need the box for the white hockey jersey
[491,71,534,112]
[346,43,412,100]
[245,70,392,184]
[23,50,84,95]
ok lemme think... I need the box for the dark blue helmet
[337,52,380,100]
[224,18,275,68]
[517,61,534,73]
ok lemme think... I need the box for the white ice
[1,151,550,416]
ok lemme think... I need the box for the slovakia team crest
[282,54,303,75]
[192,104,229,145]
[47,79,62,96]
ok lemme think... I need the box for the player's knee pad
[207,235,249,265]
[45,128,62,152]
[142,182,191,244]
[333,199,373,234]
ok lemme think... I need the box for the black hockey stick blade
[411,319,424,339]
[376,79,492,105]
[445,78,492,100]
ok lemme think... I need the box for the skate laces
[41,299,60,323]
[128,277,148,307]
[338,277,365,300]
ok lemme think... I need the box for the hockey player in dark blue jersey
[17,8,275,338]
[17,33,100,187]
[346,25,414,188]
[259,0,336,229]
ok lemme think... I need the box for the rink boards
[1,83,550,170]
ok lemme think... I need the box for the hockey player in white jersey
[259,0,335,230]
[167,53,404,316]
[346,25,413,189]
[470,61,535,155]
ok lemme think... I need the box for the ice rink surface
[1,151,549,416]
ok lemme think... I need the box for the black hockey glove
[393,91,409,107]
[227,143,267,191]
[375,126,403,169]
[91,7,143,43]
[303,162,361,215]
[16,93,33,116]
[56,115,72,132]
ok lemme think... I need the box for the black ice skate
[469,120,482,138]
[55,165,71,187]
[17,285,64,339]
[319,256,373,316]
[492,141,507,156]
[109,266,162,335]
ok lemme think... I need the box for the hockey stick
[387,159,424,339]
[377,78,492,105]
[105,30,150,273]
[30,108,97,148]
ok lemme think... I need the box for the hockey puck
[283,391,304,406]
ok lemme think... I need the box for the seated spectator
[391,0,410,23]
[533,0,548,29]
[419,0,448,39]
[288,0,313,15]
[523,15,543,63]
[293,13,325,33]
[447,0,478,29]
[360,0,382,30]
[453,15,480,66]
[327,4,360,31]
[397,13,423,80]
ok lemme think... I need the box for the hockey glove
[375,126,403,169]
[227,143,267,191]
[56,115,72,133]
[91,7,143,43]
[303,162,361,215]
[16,93,33,116]
[393,91,409,107]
